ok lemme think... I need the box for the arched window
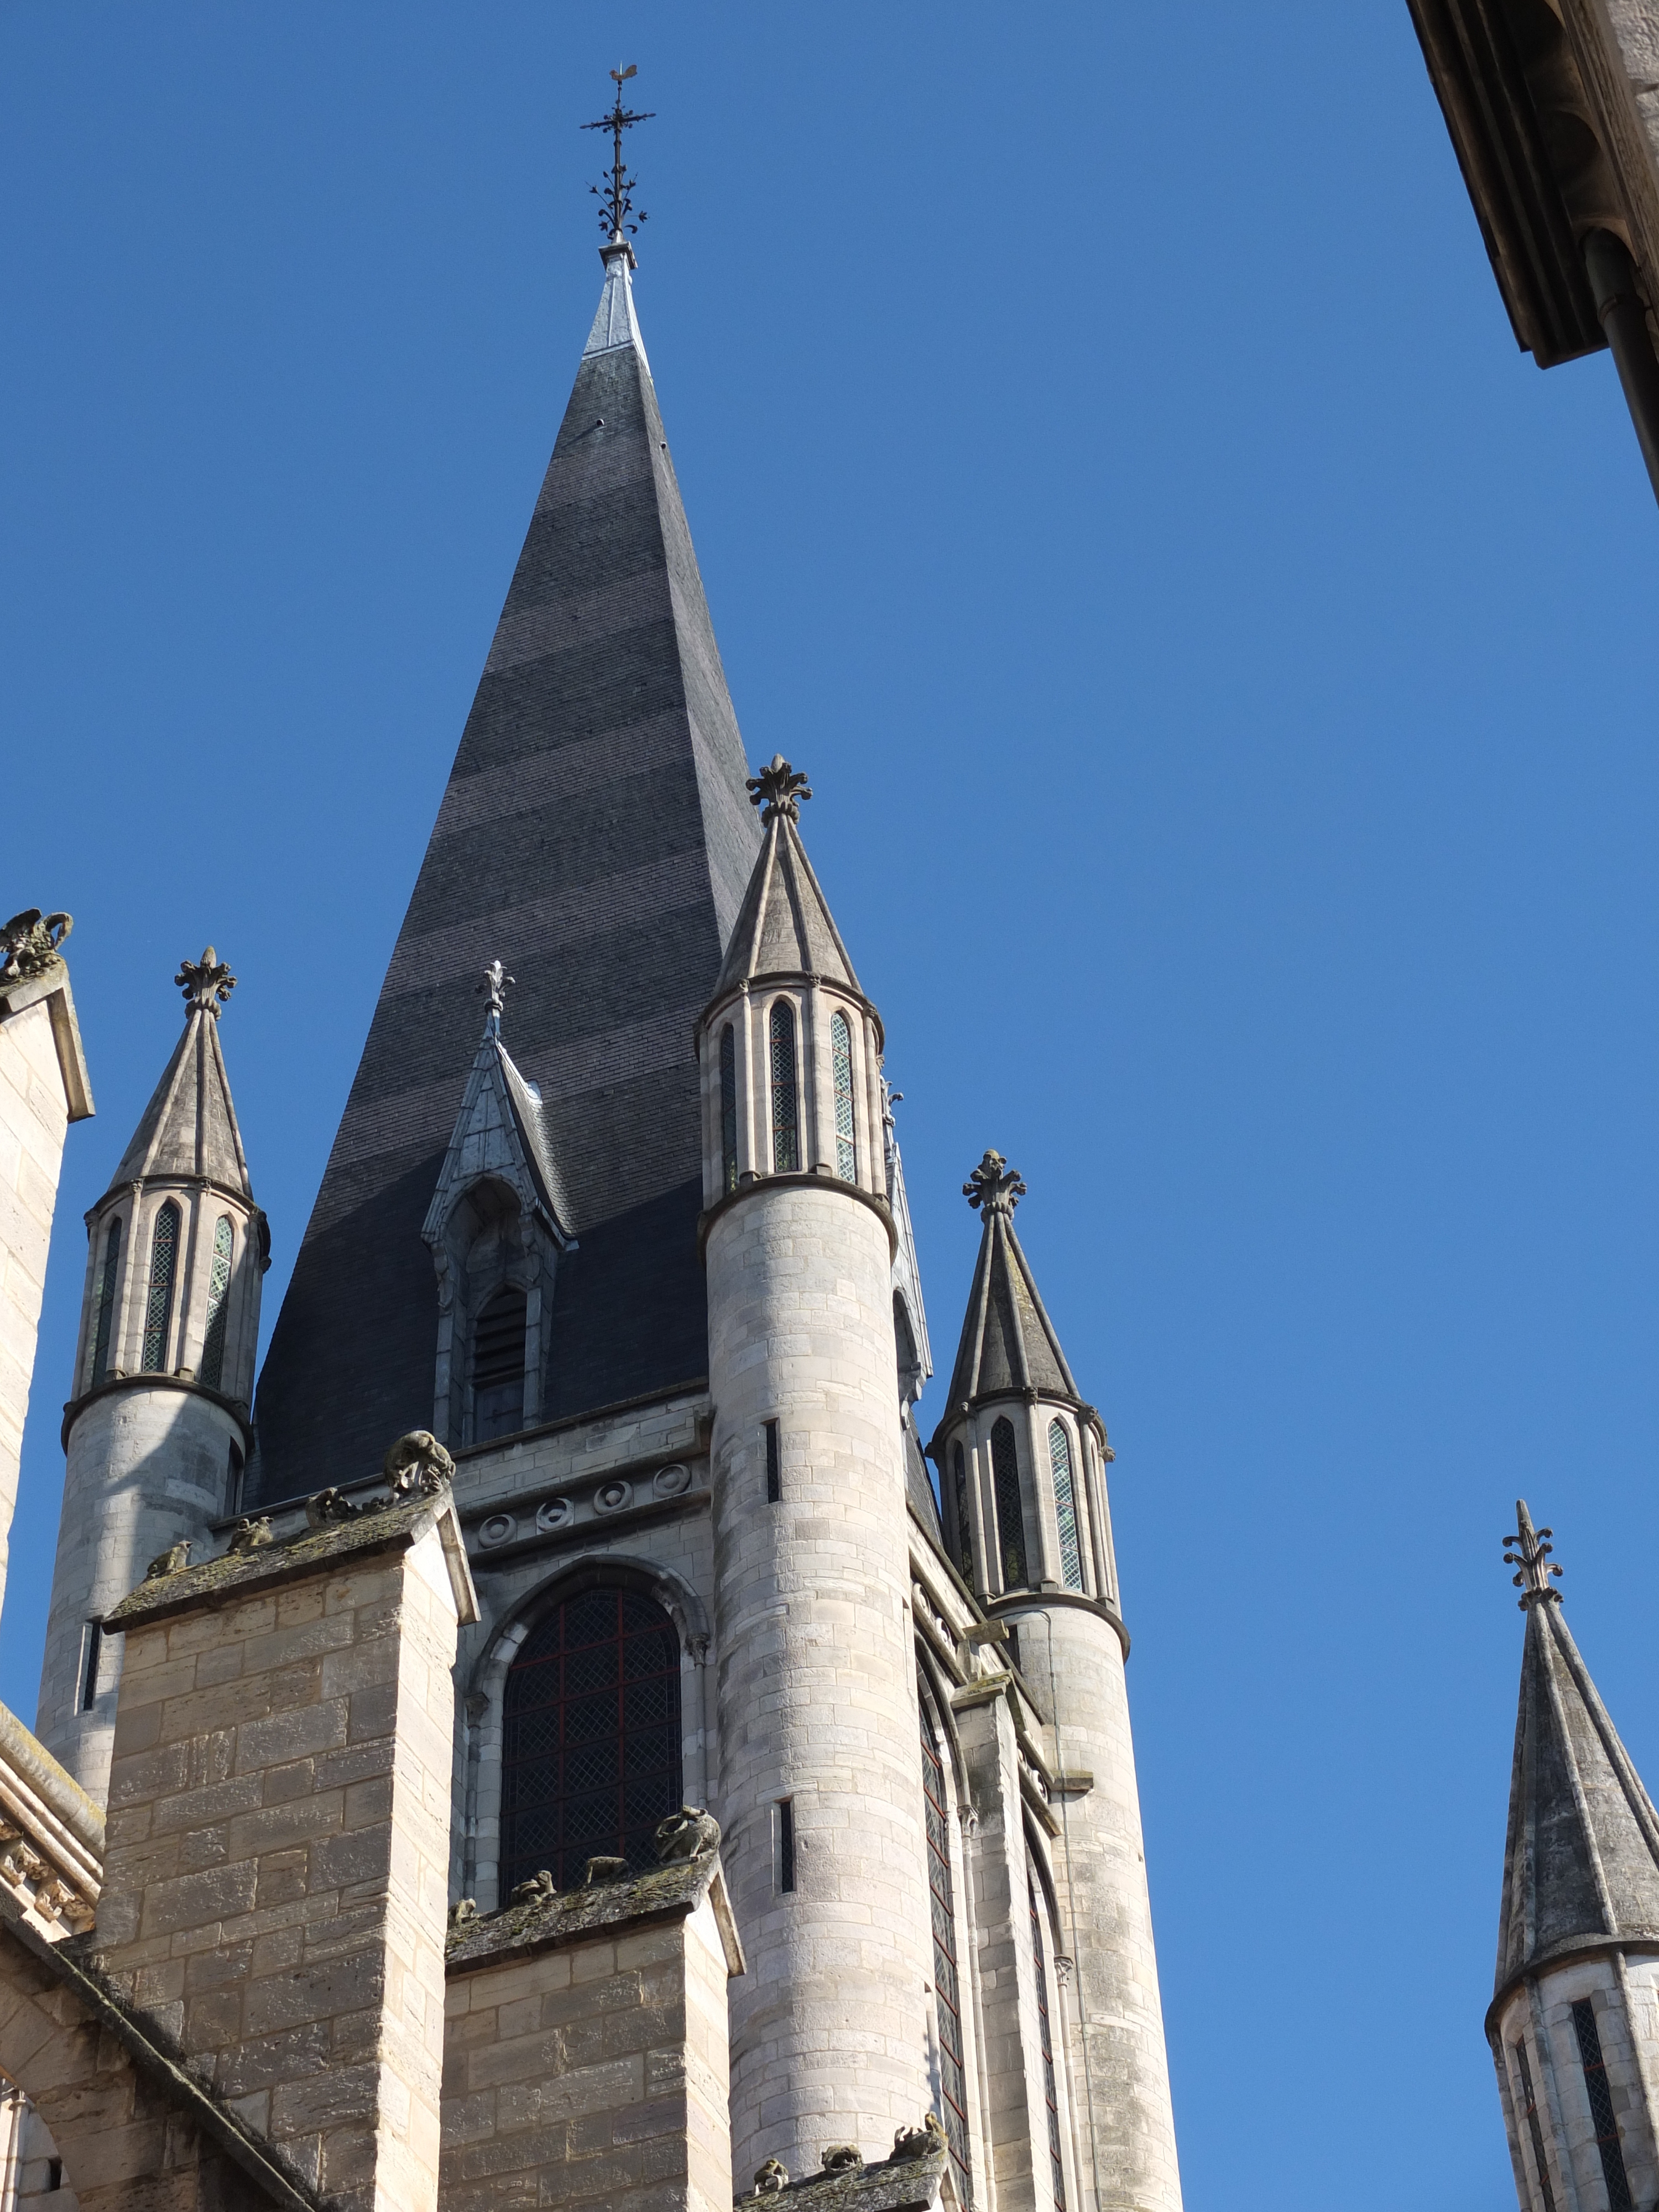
[199,1217,235,1391]
[500,1584,682,1895]
[87,1215,121,1390]
[1048,1420,1083,1593]
[1029,1876,1067,2208]
[472,1285,528,1442]
[140,1201,180,1374]
[921,1702,973,2204]
[769,999,799,1172]
[952,1440,973,1580]
[719,1022,739,1193]
[831,1010,856,1181]
[990,1416,1027,1589]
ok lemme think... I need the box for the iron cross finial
[176,946,236,1018]
[1504,1500,1564,1611]
[745,755,813,825]
[581,65,655,243]
[478,959,515,1037]
[964,1150,1026,1218]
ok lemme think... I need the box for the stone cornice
[698,1172,898,1261]
[61,1369,254,1454]
[1485,1933,1659,2038]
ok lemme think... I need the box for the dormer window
[472,1284,529,1442]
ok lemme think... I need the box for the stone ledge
[737,2148,949,2212]
[0,957,92,1123]
[446,1851,744,1977]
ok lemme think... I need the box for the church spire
[940,1150,1079,1415]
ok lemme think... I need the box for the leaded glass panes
[1029,1879,1066,2208]
[921,1707,973,2205]
[199,1216,235,1391]
[769,1000,799,1173]
[140,1202,180,1374]
[719,1023,739,1193]
[1048,1421,1083,1592]
[991,1417,1027,1588]
[500,1585,681,1894]
[1512,2038,1557,2212]
[1572,2000,1634,2212]
[831,1010,855,1182]
[88,1215,121,1389]
[473,1285,528,1442]
[952,1441,973,1580]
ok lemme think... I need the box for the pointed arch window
[1048,1421,1084,1592]
[920,1702,973,2204]
[1572,2000,1634,2212]
[472,1284,528,1442]
[199,1217,236,1391]
[500,1583,681,1895]
[769,1000,799,1173]
[1029,1877,1067,2208]
[1511,2038,1557,2212]
[990,1416,1027,1589]
[719,1023,739,1193]
[87,1216,122,1390]
[831,1010,855,1181]
[140,1201,181,1374]
[952,1441,973,1580]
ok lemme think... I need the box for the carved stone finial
[745,754,812,825]
[477,959,514,1037]
[654,1805,721,1863]
[963,1149,1026,1218]
[891,2112,947,2161]
[0,909,71,983]
[821,2146,864,2173]
[751,2159,790,2196]
[382,1430,455,1498]
[1504,1500,1565,1611]
[143,1539,192,1580]
[176,946,236,1016]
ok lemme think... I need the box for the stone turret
[36,948,268,1803]
[931,1154,1184,2212]
[696,757,935,2182]
[1489,1504,1659,2212]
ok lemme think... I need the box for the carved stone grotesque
[228,1516,273,1554]
[890,2113,947,2161]
[383,1430,455,1497]
[821,2146,863,2173]
[448,1897,478,1928]
[654,1804,721,1863]
[305,1488,360,1529]
[175,946,237,1016]
[581,1855,629,1886]
[0,909,71,983]
[751,2159,789,2195]
[143,1540,192,1580]
[508,1869,557,1907]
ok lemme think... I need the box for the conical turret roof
[251,243,760,1503]
[707,758,862,1003]
[103,950,252,1202]
[941,1153,1079,1413]
[1494,1503,1659,2002]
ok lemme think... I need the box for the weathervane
[582,65,654,244]
[1504,1500,1564,1610]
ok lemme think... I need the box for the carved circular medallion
[535,1496,572,1533]
[653,1462,691,1498]
[478,1514,517,1550]
[593,1478,633,1516]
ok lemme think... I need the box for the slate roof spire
[1493,1501,1659,2006]
[250,203,759,1504]
[103,948,252,1202]
[940,1152,1079,1412]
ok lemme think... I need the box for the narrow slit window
[1512,2038,1557,2212]
[1048,1421,1084,1592]
[952,1441,973,1579]
[769,1000,800,1173]
[227,1442,246,1517]
[990,1417,1028,1589]
[472,1285,529,1442]
[765,1419,781,1504]
[831,1010,856,1181]
[921,1706,973,2203]
[199,1215,235,1390]
[778,1798,796,1893]
[1029,1880,1067,2208]
[1572,2000,1634,2212]
[88,1215,121,1389]
[140,1201,181,1374]
[719,1023,739,1193]
[79,1621,102,1714]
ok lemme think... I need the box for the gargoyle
[0,910,71,983]
[448,1898,478,1928]
[751,2159,789,2195]
[305,1488,360,1529]
[383,1431,455,1498]
[508,1870,558,1906]
[227,1517,273,1554]
[143,1540,192,1580]
[891,2112,947,2161]
[654,1805,721,1863]
[821,2146,863,2173]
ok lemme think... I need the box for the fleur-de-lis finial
[963,1150,1026,1218]
[478,959,514,1037]
[745,755,813,825]
[1504,1500,1564,1611]
[176,947,236,1017]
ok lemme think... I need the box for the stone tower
[1490,1503,1659,2212]
[697,755,936,2182]
[931,1152,1183,2212]
[36,947,267,1799]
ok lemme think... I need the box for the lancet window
[769,1000,800,1173]
[1029,1877,1067,2209]
[87,1216,122,1391]
[952,1441,973,1581]
[920,1702,973,2204]
[140,1201,181,1374]
[1571,2000,1634,2212]
[472,1284,529,1442]
[199,1217,235,1391]
[719,1022,739,1193]
[831,1010,855,1181]
[1511,2038,1557,2212]
[1048,1420,1084,1592]
[500,1583,681,1895]
[990,1417,1027,1589]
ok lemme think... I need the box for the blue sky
[4,6,1659,2209]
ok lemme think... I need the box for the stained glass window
[952,1441,973,1580]
[88,1215,121,1389]
[770,1000,799,1173]
[473,1285,528,1442]
[199,1217,235,1391]
[140,1202,180,1374]
[1029,1879,1066,2208]
[1048,1421,1083,1592]
[991,1417,1027,1589]
[500,1584,681,1895]
[719,1024,739,1193]
[921,1705,973,2204]
[831,1010,855,1182]
[1512,2038,1557,2212]
[1572,2000,1633,2212]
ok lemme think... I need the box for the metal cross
[1504,1500,1564,1610]
[582,65,655,242]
